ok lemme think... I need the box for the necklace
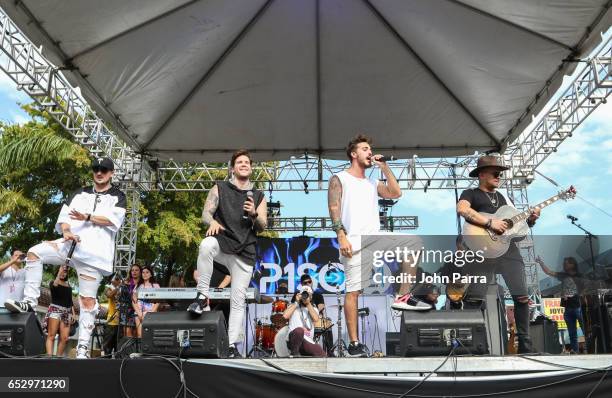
[483,190,500,208]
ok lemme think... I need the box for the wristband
[86,214,91,222]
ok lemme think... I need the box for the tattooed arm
[202,185,225,236]
[457,199,508,234]
[328,175,352,258]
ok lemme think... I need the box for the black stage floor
[0,355,611,398]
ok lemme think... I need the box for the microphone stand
[568,218,598,271]
[327,261,348,357]
[567,218,606,352]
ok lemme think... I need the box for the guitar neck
[507,194,562,224]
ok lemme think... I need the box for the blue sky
[1,39,610,241]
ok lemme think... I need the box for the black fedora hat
[469,155,509,178]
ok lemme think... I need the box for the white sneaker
[76,344,90,359]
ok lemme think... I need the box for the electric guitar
[462,186,576,258]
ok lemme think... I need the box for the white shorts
[340,233,423,293]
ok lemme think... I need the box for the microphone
[243,190,254,219]
[567,214,578,222]
[377,155,396,162]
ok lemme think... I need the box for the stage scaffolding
[0,8,611,308]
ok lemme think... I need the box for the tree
[0,105,91,254]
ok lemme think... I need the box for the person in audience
[132,265,160,338]
[537,256,585,353]
[0,250,26,309]
[102,272,122,354]
[118,264,141,337]
[43,266,75,356]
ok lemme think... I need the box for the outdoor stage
[0,355,611,397]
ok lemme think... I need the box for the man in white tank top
[328,135,431,357]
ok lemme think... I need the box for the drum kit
[251,295,335,357]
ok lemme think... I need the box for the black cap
[92,157,114,171]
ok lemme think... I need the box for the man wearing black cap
[5,157,126,359]
[456,155,540,354]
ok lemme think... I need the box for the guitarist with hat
[456,155,540,354]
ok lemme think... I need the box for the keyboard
[136,287,261,303]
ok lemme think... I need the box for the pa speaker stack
[0,312,45,356]
[399,310,488,356]
[141,311,228,358]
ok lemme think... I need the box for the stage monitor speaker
[142,311,228,358]
[385,332,401,357]
[400,310,488,356]
[0,312,45,356]
[530,317,562,354]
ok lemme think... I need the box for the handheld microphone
[377,155,396,162]
[63,240,78,271]
[243,190,254,219]
[567,214,578,222]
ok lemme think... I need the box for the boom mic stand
[567,216,607,352]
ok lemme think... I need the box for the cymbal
[258,295,275,304]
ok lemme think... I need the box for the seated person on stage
[291,274,334,356]
[188,149,268,359]
[283,285,326,357]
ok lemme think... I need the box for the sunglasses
[92,166,111,174]
[491,171,503,178]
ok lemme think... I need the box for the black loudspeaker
[530,317,562,354]
[142,312,228,358]
[0,312,45,356]
[400,310,488,356]
[386,332,401,357]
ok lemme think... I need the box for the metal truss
[150,156,480,192]
[502,36,612,182]
[268,216,418,233]
[0,9,150,187]
[113,184,140,272]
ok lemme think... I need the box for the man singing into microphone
[188,149,267,358]
[328,134,430,358]
[4,157,126,359]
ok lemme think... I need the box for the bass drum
[255,323,277,350]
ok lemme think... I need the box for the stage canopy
[1,0,610,161]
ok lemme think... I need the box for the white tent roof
[1,0,610,161]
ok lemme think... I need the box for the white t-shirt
[55,186,126,274]
[288,304,319,344]
[336,171,380,249]
[0,266,26,306]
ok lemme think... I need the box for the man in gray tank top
[328,135,431,358]
[188,150,267,358]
